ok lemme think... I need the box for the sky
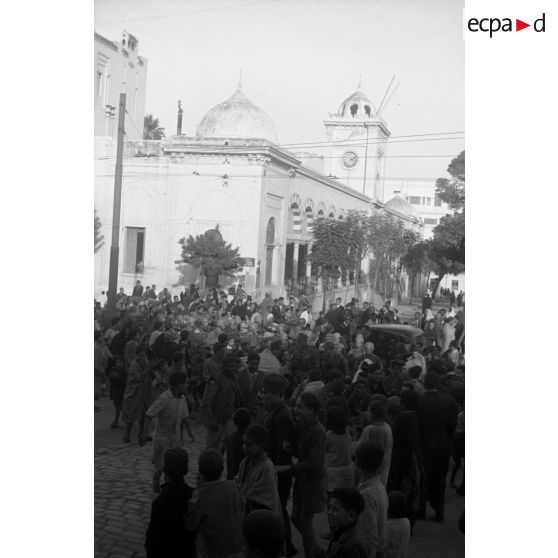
[94,0,465,191]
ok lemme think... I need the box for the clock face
[341,151,358,169]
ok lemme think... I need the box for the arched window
[265,217,275,245]
[290,193,301,209]
[328,206,336,218]
[350,103,358,117]
[364,105,371,117]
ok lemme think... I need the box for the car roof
[366,325,423,336]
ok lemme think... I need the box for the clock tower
[324,85,390,202]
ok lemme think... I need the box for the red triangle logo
[516,19,530,31]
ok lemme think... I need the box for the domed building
[195,86,278,143]
[95,82,423,303]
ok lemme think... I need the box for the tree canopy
[143,114,165,140]
[427,212,465,278]
[428,150,465,288]
[435,150,465,211]
[310,210,421,305]
[178,230,244,280]
[309,216,357,283]
[94,209,104,253]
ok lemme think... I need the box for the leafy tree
[367,213,420,304]
[429,150,465,296]
[309,216,359,311]
[310,210,420,308]
[143,114,165,140]
[178,229,244,290]
[435,150,465,211]
[403,241,433,303]
[94,208,104,253]
[427,212,465,294]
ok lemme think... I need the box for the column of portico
[292,241,299,285]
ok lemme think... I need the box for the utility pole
[362,123,370,195]
[106,92,126,318]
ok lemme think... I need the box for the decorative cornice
[323,119,391,138]
[94,31,118,51]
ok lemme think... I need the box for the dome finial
[238,69,243,91]
[357,74,362,89]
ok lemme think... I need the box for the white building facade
[95,81,423,302]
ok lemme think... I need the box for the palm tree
[143,114,165,140]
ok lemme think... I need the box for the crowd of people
[94,281,465,558]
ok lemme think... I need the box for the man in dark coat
[416,372,458,521]
[132,280,144,297]
[260,374,297,557]
[422,292,432,313]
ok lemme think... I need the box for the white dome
[196,87,278,143]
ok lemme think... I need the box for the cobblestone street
[94,398,205,558]
[95,395,464,558]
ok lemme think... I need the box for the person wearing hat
[260,373,297,557]
[243,510,285,558]
[325,487,368,558]
[258,339,283,376]
[145,448,196,558]
[404,347,427,382]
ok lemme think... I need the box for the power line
[94,153,459,161]
[95,172,444,181]
[275,131,464,149]
[96,0,287,26]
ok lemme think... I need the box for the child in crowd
[243,510,285,558]
[355,441,388,558]
[236,424,281,516]
[192,448,245,558]
[326,487,368,558]
[385,491,411,558]
[226,407,251,480]
[140,370,194,493]
[107,355,127,429]
[325,406,354,490]
[144,448,196,558]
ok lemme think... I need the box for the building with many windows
[94,30,147,140]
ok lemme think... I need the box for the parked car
[365,324,425,363]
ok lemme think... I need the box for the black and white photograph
[5,0,558,556]
[93,1,465,557]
